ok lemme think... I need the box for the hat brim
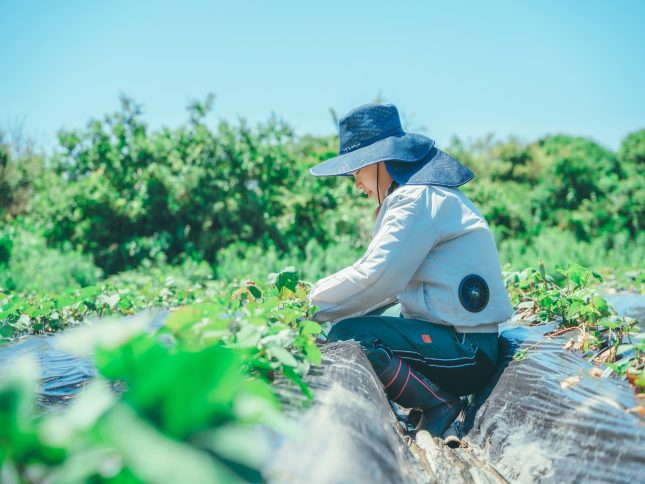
[385,147,475,187]
[309,132,434,177]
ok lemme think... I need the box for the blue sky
[1,0,644,152]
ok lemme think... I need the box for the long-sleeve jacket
[309,184,513,333]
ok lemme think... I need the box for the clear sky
[1,0,644,152]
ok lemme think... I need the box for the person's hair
[374,180,400,218]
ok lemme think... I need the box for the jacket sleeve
[309,190,438,322]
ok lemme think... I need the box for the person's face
[351,162,392,203]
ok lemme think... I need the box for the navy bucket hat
[309,103,474,187]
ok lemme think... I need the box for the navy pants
[326,304,499,397]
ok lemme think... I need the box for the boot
[377,354,461,440]
[440,420,462,448]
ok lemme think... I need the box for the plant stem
[544,325,581,337]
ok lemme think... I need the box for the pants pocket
[419,341,496,396]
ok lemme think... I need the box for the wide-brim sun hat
[309,103,474,187]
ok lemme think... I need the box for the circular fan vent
[458,274,489,313]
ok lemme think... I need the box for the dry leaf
[590,367,603,378]
[593,351,610,365]
[517,301,535,310]
[560,376,580,389]
[525,314,538,325]
[564,338,574,351]
[626,405,645,418]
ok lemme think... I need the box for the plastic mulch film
[2,297,643,483]
[264,341,430,483]
[0,334,96,405]
[460,323,645,483]
[0,309,167,405]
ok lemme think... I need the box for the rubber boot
[440,420,462,448]
[377,354,461,441]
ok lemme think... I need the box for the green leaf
[55,313,150,356]
[100,405,237,483]
[13,314,31,331]
[275,267,299,293]
[513,349,528,361]
[539,260,547,280]
[299,320,321,336]
[164,303,226,334]
[117,296,134,311]
[303,342,322,365]
[599,318,619,330]
[40,381,115,447]
[97,293,120,309]
[268,346,298,367]
[591,295,609,313]
[54,295,78,310]
[231,324,261,348]
[283,366,313,400]
[192,424,269,471]
[247,285,262,299]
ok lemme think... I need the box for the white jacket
[309,184,513,333]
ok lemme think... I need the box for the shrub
[0,224,102,293]
[40,96,371,274]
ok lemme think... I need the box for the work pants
[326,304,498,397]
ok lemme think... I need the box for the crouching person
[308,103,513,445]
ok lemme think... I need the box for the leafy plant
[507,261,643,391]
[0,267,322,481]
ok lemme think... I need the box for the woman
[308,103,513,444]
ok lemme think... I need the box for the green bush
[457,132,644,243]
[498,228,645,277]
[0,96,642,282]
[0,224,102,293]
[37,95,371,275]
[0,132,45,221]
